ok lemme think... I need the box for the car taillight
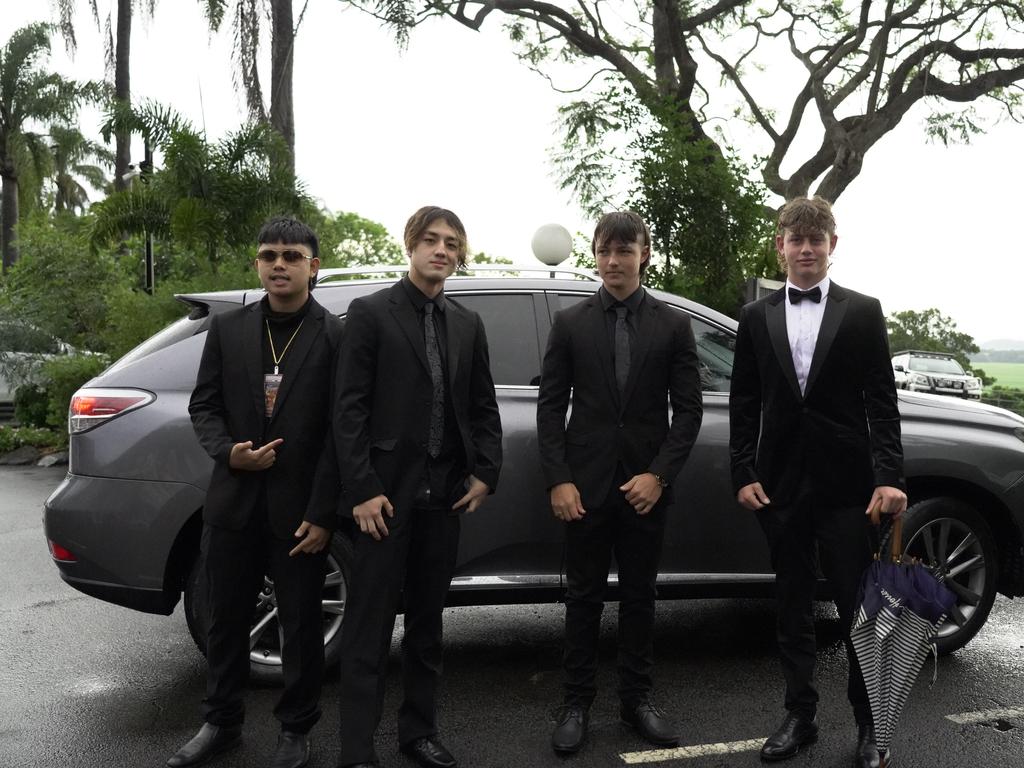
[69,388,155,434]
[47,539,77,562]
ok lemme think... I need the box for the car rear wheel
[899,497,998,654]
[184,534,353,684]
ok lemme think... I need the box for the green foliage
[37,352,108,429]
[981,386,1024,417]
[315,210,404,267]
[13,384,49,428]
[0,424,63,453]
[886,308,986,382]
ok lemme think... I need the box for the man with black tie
[729,197,906,767]
[537,211,703,755]
[175,217,342,768]
[335,206,502,768]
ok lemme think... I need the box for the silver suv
[892,349,982,400]
[44,269,1024,682]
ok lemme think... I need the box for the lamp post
[531,223,573,278]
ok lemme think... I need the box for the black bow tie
[788,286,822,304]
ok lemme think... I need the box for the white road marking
[620,738,766,764]
[946,707,1024,725]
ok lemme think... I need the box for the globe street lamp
[531,223,573,277]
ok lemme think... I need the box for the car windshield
[909,356,966,375]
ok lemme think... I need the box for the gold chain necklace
[266,318,305,375]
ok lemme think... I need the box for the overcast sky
[5,2,1021,345]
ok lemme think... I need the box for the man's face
[254,242,318,303]
[776,227,836,289]
[595,237,648,295]
[408,218,460,286]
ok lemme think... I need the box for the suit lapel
[805,282,849,397]
[766,290,802,400]
[442,297,462,385]
[388,282,429,374]
[243,304,266,420]
[619,293,657,412]
[586,298,619,406]
[267,301,324,425]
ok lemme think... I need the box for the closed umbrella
[851,505,957,767]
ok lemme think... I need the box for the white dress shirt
[785,276,830,396]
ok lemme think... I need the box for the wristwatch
[654,473,669,488]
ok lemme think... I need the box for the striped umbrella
[851,510,956,767]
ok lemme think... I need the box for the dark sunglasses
[256,248,312,264]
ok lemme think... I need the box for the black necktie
[788,286,822,304]
[614,305,630,394]
[423,301,445,458]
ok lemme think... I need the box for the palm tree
[0,24,89,271]
[48,124,114,213]
[92,101,306,270]
[199,0,309,179]
[54,1,157,192]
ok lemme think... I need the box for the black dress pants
[562,471,667,708]
[200,515,329,733]
[757,486,874,724]
[337,507,460,766]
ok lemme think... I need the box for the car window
[449,293,541,386]
[550,292,590,313]
[688,315,735,392]
[909,356,965,375]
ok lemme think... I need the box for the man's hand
[620,473,663,515]
[737,481,771,511]
[353,495,394,540]
[452,475,490,514]
[550,482,586,522]
[289,521,330,556]
[866,485,908,519]
[229,438,283,471]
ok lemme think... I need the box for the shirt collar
[598,285,645,314]
[401,275,445,313]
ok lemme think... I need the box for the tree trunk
[270,0,295,180]
[113,0,132,192]
[1,171,20,272]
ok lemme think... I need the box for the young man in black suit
[729,197,906,767]
[334,206,502,768]
[174,217,343,768]
[537,211,704,755]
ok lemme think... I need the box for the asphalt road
[3,466,1023,768]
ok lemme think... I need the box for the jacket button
[618,422,624,428]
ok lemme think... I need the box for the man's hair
[257,215,320,259]
[591,210,652,275]
[257,215,319,291]
[776,196,836,238]
[403,206,469,270]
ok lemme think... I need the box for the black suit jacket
[729,282,905,508]
[189,297,343,538]
[335,281,502,513]
[536,290,704,509]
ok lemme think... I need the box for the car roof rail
[315,264,598,285]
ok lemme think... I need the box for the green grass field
[976,362,1024,390]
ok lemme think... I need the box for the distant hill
[979,339,1024,351]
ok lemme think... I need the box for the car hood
[898,390,1024,428]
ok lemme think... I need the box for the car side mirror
[894,365,905,372]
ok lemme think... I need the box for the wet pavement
[3,465,1023,767]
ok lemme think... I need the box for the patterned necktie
[423,301,445,458]
[614,305,630,394]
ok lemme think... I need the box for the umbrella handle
[870,500,904,563]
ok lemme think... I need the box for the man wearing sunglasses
[175,216,343,768]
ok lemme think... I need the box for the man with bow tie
[729,197,907,767]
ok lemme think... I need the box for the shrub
[0,424,64,453]
[13,384,49,428]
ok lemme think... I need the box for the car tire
[899,497,998,655]
[184,533,353,684]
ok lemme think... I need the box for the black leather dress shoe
[166,723,241,767]
[760,713,818,762]
[551,705,589,755]
[620,701,680,747]
[400,737,457,768]
[856,725,881,768]
[270,731,310,768]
